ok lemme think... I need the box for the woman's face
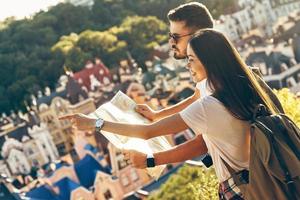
[186,44,207,83]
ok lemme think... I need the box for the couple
[60,2,283,199]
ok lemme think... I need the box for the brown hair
[167,2,214,30]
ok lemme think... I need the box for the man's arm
[136,89,200,121]
[157,89,200,120]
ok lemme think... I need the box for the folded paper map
[89,91,172,179]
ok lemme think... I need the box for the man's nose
[169,38,176,45]
[185,62,190,69]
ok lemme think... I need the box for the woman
[59,29,280,199]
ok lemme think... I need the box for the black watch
[146,154,155,168]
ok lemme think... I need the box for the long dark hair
[189,29,278,120]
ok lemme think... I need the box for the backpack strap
[221,157,249,186]
[251,104,269,122]
[276,115,300,160]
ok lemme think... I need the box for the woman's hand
[123,149,147,169]
[135,104,158,121]
[58,113,96,131]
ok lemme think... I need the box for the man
[136,2,213,120]
[133,2,214,167]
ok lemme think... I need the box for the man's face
[169,21,194,60]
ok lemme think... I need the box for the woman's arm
[123,134,208,168]
[59,113,189,140]
[154,134,207,165]
[103,113,189,139]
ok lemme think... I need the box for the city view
[0,0,300,200]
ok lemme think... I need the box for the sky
[0,0,62,21]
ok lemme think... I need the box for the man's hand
[58,113,96,131]
[135,104,158,121]
[123,149,147,169]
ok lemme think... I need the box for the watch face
[147,157,155,168]
[96,119,103,128]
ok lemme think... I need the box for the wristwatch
[95,118,104,133]
[146,153,155,168]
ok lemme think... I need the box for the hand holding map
[89,91,172,179]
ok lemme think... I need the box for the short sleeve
[179,99,208,135]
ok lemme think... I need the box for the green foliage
[148,164,219,200]
[274,88,300,127]
[114,16,168,66]
[52,30,128,70]
[0,0,239,113]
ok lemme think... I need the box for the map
[89,91,172,179]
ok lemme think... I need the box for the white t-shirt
[180,94,250,182]
[196,79,213,98]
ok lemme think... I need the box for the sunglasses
[168,32,194,43]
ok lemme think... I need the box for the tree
[0,0,243,113]
[114,16,168,67]
[52,30,127,70]
[91,0,133,30]
[274,88,300,127]
[148,164,219,200]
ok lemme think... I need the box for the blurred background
[0,0,299,199]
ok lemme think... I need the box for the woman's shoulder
[198,95,230,115]
[198,95,223,106]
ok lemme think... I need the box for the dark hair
[168,2,214,29]
[189,29,278,120]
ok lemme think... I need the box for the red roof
[73,60,111,91]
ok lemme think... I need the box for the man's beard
[171,45,186,60]
[173,52,187,59]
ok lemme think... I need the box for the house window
[21,165,27,173]
[27,148,34,155]
[32,159,39,166]
[121,176,130,186]
[104,190,113,200]
[130,169,139,182]
[103,77,110,85]
[116,151,129,170]
[57,143,67,156]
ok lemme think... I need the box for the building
[0,114,58,177]
[34,71,97,157]
[246,49,300,89]
[215,0,300,41]
[264,64,300,88]
[72,59,112,92]
[65,0,94,7]
[269,0,300,18]
[105,143,152,200]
